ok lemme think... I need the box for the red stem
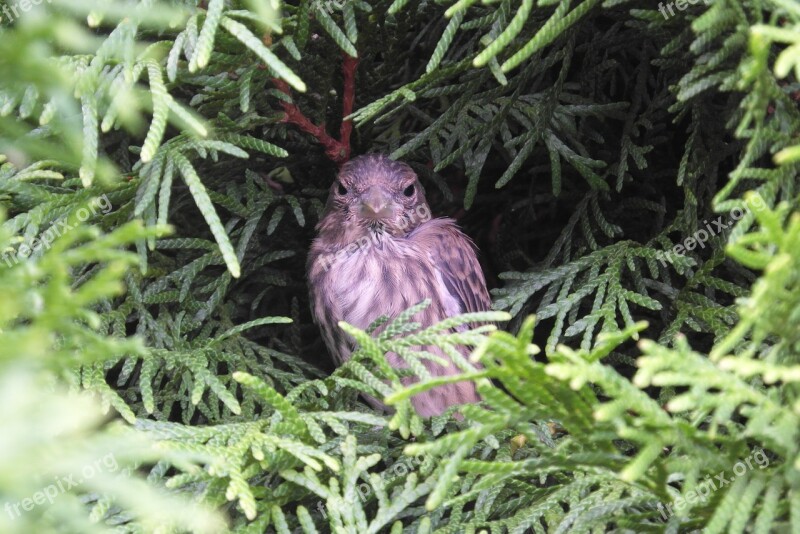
[338,55,358,160]
[273,54,358,165]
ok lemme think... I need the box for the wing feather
[410,218,490,315]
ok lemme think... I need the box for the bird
[307,154,491,417]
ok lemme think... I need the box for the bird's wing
[411,218,491,315]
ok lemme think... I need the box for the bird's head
[318,154,431,242]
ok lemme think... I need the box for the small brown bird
[307,154,491,417]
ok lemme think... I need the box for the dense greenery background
[0,0,798,532]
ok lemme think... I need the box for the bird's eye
[403,184,415,197]
[337,182,348,195]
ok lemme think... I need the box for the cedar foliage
[0,0,799,532]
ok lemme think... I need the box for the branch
[338,55,358,160]
[273,54,358,165]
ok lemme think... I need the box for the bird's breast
[321,233,438,331]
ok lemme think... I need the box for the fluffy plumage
[307,154,490,417]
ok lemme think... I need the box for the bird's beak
[359,186,394,219]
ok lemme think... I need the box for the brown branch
[273,54,359,166]
[338,55,358,161]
